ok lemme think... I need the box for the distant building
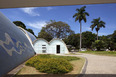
[33,38,69,54]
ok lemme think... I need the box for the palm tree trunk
[80,21,82,51]
[97,31,98,40]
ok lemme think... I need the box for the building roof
[0,0,116,9]
[33,38,67,45]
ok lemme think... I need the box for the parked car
[80,48,87,51]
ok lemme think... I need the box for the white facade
[33,38,69,54]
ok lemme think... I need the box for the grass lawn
[14,55,85,77]
[79,51,116,56]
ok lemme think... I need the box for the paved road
[72,53,116,77]
[77,53,116,74]
[65,53,116,77]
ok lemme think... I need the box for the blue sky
[0,3,116,36]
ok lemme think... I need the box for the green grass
[50,55,80,61]
[79,51,116,56]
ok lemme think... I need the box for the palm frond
[73,13,78,18]
[85,12,89,16]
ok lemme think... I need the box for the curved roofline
[33,38,49,44]
[49,38,66,45]
[18,27,33,46]
[33,38,67,46]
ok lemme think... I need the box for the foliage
[42,20,74,39]
[13,21,26,29]
[34,58,73,74]
[90,17,105,40]
[63,34,80,49]
[111,30,116,42]
[64,31,97,49]
[92,40,107,51]
[13,21,36,36]
[38,28,53,41]
[26,29,35,35]
[82,31,96,48]
[25,54,80,74]
[73,6,89,23]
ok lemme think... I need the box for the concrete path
[76,53,116,74]
[73,53,116,77]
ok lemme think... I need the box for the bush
[92,40,107,51]
[25,54,79,74]
[34,58,73,74]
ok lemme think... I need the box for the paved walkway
[76,53,116,74]
[68,53,116,77]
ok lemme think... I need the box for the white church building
[33,38,69,54]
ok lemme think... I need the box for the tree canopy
[26,29,35,35]
[82,31,96,48]
[13,21,35,36]
[38,29,53,41]
[42,20,74,39]
[13,21,26,29]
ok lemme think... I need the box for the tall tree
[13,21,26,29]
[73,6,89,50]
[90,17,105,40]
[43,20,74,39]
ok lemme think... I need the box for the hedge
[25,54,79,74]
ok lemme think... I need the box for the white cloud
[85,27,91,30]
[27,21,46,29]
[99,33,108,36]
[82,26,91,31]
[46,7,53,11]
[20,7,40,16]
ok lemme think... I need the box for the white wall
[49,39,69,54]
[33,39,69,54]
[33,39,49,54]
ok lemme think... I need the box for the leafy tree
[111,30,116,43]
[38,28,53,41]
[26,29,35,35]
[110,30,116,50]
[82,31,96,49]
[99,35,110,49]
[13,21,26,29]
[73,6,89,50]
[63,34,80,49]
[92,40,106,51]
[90,17,105,40]
[13,21,36,36]
[43,20,74,39]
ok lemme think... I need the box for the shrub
[25,54,80,74]
[92,40,107,51]
[35,58,73,74]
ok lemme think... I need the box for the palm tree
[73,6,89,50]
[90,17,105,40]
